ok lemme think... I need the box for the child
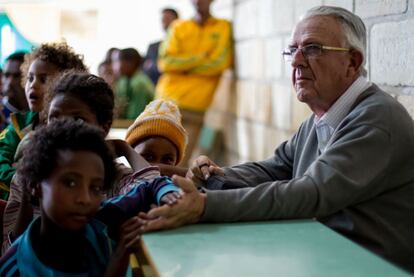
[2,71,163,252]
[112,48,154,120]
[0,42,86,199]
[0,119,179,275]
[125,99,189,179]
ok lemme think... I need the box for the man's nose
[291,49,307,68]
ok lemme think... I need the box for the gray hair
[302,6,367,76]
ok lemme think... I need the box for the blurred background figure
[1,52,29,128]
[0,68,3,96]
[98,47,120,89]
[112,48,154,120]
[143,8,179,85]
[156,0,233,166]
[0,68,3,129]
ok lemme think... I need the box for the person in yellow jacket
[156,0,233,166]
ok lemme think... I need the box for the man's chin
[295,90,307,103]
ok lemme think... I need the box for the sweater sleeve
[202,123,392,222]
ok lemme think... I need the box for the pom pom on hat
[125,99,188,164]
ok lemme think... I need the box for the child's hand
[117,216,143,254]
[160,191,181,206]
[106,139,130,157]
[106,217,144,277]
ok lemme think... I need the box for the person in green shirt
[112,48,154,120]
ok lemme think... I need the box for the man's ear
[348,49,364,76]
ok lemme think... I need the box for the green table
[142,220,409,276]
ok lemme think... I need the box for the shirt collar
[17,218,109,276]
[314,76,371,129]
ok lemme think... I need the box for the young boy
[112,48,154,119]
[125,99,189,175]
[0,119,179,275]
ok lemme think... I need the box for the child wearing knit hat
[125,99,188,166]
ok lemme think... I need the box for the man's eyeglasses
[282,44,350,62]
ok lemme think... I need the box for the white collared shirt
[314,76,372,153]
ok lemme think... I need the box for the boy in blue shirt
[0,119,179,275]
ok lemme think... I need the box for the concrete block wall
[206,0,414,166]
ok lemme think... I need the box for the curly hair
[17,118,116,191]
[21,41,87,86]
[42,70,114,128]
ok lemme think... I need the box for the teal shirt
[115,70,154,119]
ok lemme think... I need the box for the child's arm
[104,217,143,277]
[2,177,33,252]
[11,184,33,242]
[0,124,22,196]
[156,163,188,177]
[106,139,150,172]
[95,176,180,237]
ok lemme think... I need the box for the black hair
[21,41,87,87]
[17,118,116,191]
[162,8,179,18]
[119,48,141,66]
[99,60,111,68]
[43,71,114,128]
[5,51,26,63]
[104,47,119,63]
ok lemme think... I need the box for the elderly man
[140,6,414,272]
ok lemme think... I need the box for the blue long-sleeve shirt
[0,175,179,276]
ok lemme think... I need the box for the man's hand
[139,175,206,232]
[186,155,224,187]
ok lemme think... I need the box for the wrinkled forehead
[290,15,345,46]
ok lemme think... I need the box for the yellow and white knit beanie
[125,99,188,164]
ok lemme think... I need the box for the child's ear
[102,121,112,136]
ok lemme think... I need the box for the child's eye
[27,75,34,83]
[142,154,155,162]
[63,179,77,188]
[90,185,104,195]
[162,156,175,165]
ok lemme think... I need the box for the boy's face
[25,59,58,112]
[134,137,178,166]
[39,150,105,232]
